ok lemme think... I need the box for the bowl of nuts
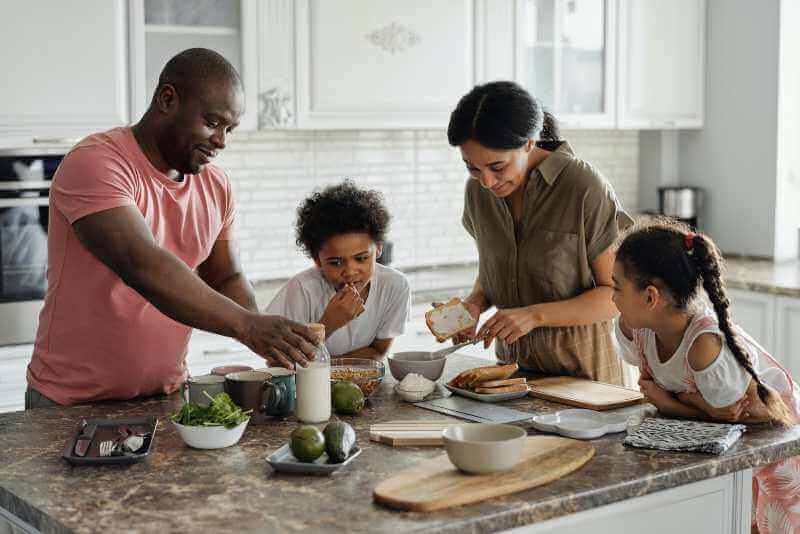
[330,358,385,398]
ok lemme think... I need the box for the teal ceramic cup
[258,367,296,416]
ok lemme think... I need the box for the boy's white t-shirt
[265,263,411,356]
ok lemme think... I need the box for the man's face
[161,78,244,175]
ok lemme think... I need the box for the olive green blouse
[462,141,634,384]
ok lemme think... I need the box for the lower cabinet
[508,469,752,534]
[0,345,32,413]
[775,296,800,380]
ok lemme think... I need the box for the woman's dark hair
[295,179,390,259]
[616,218,795,426]
[447,81,560,149]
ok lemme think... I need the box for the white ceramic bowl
[172,419,249,449]
[394,384,430,402]
[442,423,526,474]
[387,351,447,382]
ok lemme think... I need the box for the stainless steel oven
[0,149,64,346]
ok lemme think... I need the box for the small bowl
[387,351,447,382]
[442,424,526,474]
[330,358,385,398]
[172,419,249,449]
[394,383,431,402]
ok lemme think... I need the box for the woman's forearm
[464,277,491,313]
[531,286,617,328]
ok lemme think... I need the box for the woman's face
[459,138,534,198]
[315,233,381,291]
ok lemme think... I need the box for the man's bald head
[154,48,242,103]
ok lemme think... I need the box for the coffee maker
[658,186,703,230]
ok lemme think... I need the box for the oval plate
[444,383,530,403]
[531,409,630,439]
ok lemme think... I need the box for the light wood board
[369,421,454,447]
[373,436,595,512]
[527,376,644,411]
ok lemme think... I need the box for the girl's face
[459,138,534,198]
[315,233,381,290]
[612,261,655,330]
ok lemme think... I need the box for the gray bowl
[387,351,447,382]
[442,424,526,474]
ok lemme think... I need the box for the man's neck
[131,116,181,180]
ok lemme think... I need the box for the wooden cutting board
[369,421,454,447]
[373,436,594,512]
[527,376,644,410]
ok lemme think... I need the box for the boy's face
[315,233,382,291]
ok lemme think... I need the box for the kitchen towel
[623,417,746,455]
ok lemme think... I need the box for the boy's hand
[320,284,365,335]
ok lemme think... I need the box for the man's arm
[72,206,316,366]
[197,238,258,313]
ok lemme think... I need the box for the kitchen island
[1,354,798,534]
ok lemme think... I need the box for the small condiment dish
[387,351,447,382]
[442,423,526,474]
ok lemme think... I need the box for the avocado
[289,425,325,463]
[323,421,356,463]
[331,381,365,415]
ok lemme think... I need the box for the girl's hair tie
[684,232,696,256]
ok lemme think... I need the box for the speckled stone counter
[724,257,800,298]
[2,354,799,534]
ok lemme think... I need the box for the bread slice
[473,377,527,389]
[474,383,529,394]
[448,363,518,389]
[425,298,477,343]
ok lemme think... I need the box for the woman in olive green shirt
[446,81,633,385]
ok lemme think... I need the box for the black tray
[62,416,158,466]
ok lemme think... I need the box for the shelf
[145,24,239,36]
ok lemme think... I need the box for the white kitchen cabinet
[517,0,617,129]
[728,288,776,355]
[0,1,129,145]
[0,344,33,414]
[617,0,706,129]
[775,296,800,379]
[259,0,478,129]
[128,0,258,130]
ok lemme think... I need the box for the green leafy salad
[171,392,251,429]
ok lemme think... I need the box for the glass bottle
[295,323,331,423]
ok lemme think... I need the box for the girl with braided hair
[611,218,800,533]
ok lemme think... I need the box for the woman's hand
[432,300,482,344]
[319,284,364,335]
[477,305,542,348]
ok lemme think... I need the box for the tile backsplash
[215,129,639,282]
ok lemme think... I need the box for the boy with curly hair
[265,180,411,360]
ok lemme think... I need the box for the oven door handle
[0,198,49,208]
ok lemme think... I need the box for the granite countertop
[2,354,799,534]
[723,257,800,298]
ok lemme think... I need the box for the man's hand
[236,314,317,369]
[320,284,365,335]
[477,305,541,348]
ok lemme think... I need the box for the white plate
[531,409,630,439]
[444,384,530,403]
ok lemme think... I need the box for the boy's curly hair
[295,179,390,259]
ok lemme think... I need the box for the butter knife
[73,419,98,457]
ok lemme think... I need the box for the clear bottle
[295,323,331,423]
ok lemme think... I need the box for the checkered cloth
[624,417,746,455]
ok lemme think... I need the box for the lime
[331,381,365,415]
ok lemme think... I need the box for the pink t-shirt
[27,127,236,405]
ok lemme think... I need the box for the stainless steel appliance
[658,186,703,230]
[0,150,64,346]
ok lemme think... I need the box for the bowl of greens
[170,392,251,449]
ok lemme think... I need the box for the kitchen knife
[73,419,98,457]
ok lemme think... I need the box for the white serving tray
[531,408,631,440]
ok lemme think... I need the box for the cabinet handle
[32,137,79,145]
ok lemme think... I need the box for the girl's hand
[638,377,674,408]
[677,391,749,422]
[477,305,542,348]
[320,284,364,334]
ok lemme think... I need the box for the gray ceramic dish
[444,384,530,403]
[265,444,361,475]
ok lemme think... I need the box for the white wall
[214,128,639,282]
[677,0,780,258]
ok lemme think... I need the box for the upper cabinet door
[617,0,706,129]
[129,0,258,130]
[287,0,475,129]
[0,0,128,144]
[518,0,617,129]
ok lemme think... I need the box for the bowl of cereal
[330,358,385,398]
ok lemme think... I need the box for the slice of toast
[425,298,477,343]
[473,377,527,389]
[448,363,519,389]
[474,383,529,394]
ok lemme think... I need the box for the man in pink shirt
[26,48,317,407]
